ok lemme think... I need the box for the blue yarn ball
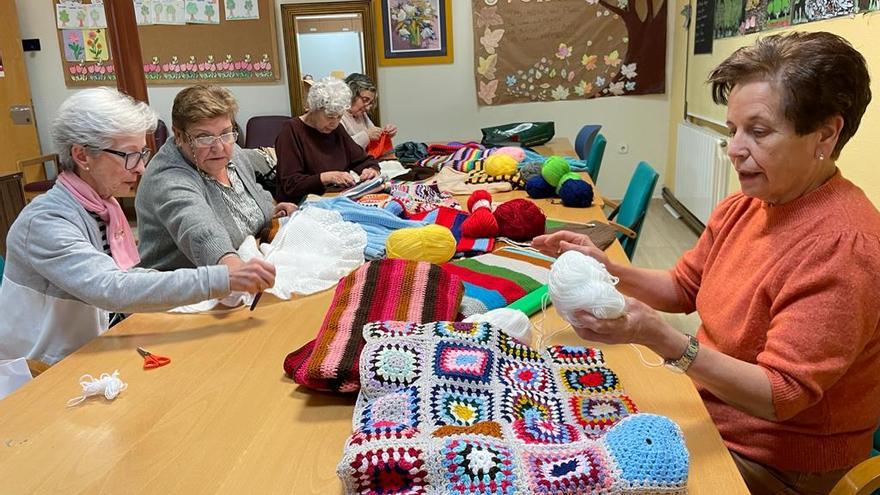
[525,175,556,199]
[558,179,594,207]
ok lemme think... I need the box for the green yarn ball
[555,171,583,194]
[541,156,571,187]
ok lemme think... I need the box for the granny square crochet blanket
[338,320,689,494]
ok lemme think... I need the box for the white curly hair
[306,76,352,116]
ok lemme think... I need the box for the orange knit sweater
[672,170,880,473]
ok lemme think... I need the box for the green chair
[0,255,4,284]
[585,133,607,184]
[605,161,659,260]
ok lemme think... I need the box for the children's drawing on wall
[56,2,86,29]
[185,0,221,24]
[135,0,154,25]
[714,0,745,37]
[85,2,108,29]
[63,29,86,62]
[155,0,186,25]
[741,0,767,33]
[225,0,260,20]
[84,29,109,62]
[792,0,854,22]
[765,0,791,27]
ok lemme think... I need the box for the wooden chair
[830,429,880,495]
[17,154,59,203]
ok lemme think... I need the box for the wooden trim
[687,114,729,137]
[373,0,454,66]
[281,1,379,122]
[608,221,637,238]
[830,456,880,495]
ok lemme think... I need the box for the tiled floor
[631,199,702,336]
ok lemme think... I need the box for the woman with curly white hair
[275,76,380,202]
[0,87,275,365]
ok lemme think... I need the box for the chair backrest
[615,161,659,260]
[154,119,169,149]
[0,255,4,283]
[574,124,602,161]
[245,115,290,149]
[16,155,55,185]
[585,133,607,183]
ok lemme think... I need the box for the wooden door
[0,0,42,175]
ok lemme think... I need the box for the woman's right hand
[366,127,384,141]
[320,171,357,187]
[531,230,611,266]
[228,259,276,293]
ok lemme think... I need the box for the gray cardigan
[0,183,229,364]
[136,139,275,270]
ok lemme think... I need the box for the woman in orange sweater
[534,32,879,494]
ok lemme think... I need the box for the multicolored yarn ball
[494,146,526,163]
[494,198,546,241]
[541,156,570,187]
[461,190,499,238]
[525,175,556,199]
[559,179,594,208]
[386,224,457,264]
[518,162,544,183]
[484,154,519,177]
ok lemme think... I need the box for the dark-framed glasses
[98,147,152,170]
[357,94,375,107]
[188,131,239,148]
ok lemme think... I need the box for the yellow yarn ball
[484,154,519,177]
[386,225,457,264]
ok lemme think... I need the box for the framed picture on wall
[374,0,453,65]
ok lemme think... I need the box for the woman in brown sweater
[274,77,380,202]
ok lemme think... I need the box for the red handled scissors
[137,347,171,369]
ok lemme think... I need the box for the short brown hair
[708,32,871,159]
[171,85,239,132]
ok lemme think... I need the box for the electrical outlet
[618,143,629,154]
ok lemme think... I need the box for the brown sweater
[274,117,379,202]
[671,170,880,473]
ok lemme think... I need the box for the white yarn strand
[66,370,127,407]
[549,250,625,324]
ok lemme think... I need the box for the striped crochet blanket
[442,247,554,318]
[416,147,497,172]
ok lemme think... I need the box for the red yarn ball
[493,199,546,241]
[462,190,499,238]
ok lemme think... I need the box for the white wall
[16,0,674,198]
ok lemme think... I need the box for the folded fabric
[416,147,497,172]
[545,219,619,251]
[408,206,495,255]
[386,182,460,216]
[283,260,464,393]
[394,141,429,164]
[377,160,411,180]
[442,247,554,318]
[338,320,688,494]
[310,196,425,259]
[427,142,483,156]
[434,167,513,195]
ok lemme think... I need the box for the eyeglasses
[98,147,152,170]
[357,95,375,107]
[187,131,239,148]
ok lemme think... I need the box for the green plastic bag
[480,122,556,147]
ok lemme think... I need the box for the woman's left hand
[383,124,398,137]
[273,202,298,218]
[571,297,666,348]
[360,168,379,180]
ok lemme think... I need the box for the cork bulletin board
[54,0,280,87]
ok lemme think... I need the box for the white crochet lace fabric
[337,320,690,495]
[169,208,367,313]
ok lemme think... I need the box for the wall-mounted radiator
[673,122,731,225]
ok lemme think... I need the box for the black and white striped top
[88,212,112,255]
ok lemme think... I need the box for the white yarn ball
[463,308,532,344]
[549,250,626,323]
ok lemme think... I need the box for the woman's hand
[383,124,398,137]
[227,259,276,294]
[366,127,383,141]
[532,230,611,266]
[569,297,671,347]
[273,202,298,218]
[320,171,357,187]
[360,168,379,181]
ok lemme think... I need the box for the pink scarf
[57,171,140,270]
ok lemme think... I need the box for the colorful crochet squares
[439,437,518,495]
[434,341,494,385]
[348,447,430,494]
[522,447,614,494]
[338,321,689,494]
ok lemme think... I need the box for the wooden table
[0,140,747,494]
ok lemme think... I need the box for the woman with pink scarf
[0,88,276,366]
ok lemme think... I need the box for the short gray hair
[306,77,351,116]
[52,87,158,172]
[344,73,377,102]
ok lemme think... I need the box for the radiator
[674,122,731,225]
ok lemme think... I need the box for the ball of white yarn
[549,250,626,323]
[463,308,532,344]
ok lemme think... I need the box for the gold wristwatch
[664,335,699,373]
